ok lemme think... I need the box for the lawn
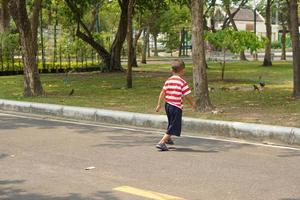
[1,60,300,127]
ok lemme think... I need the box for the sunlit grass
[0,61,299,127]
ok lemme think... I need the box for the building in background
[211,7,280,41]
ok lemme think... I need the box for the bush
[271,41,281,49]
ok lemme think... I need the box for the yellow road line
[113,186,186,200]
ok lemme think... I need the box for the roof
[231,8,264,22]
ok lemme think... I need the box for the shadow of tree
[169,147,219,153]
[0,115,112,135]
[92,133,253,153]
[0,179,120,200]
[277,152,300,158]
[2,113,299,157]
[280,198,300,200]
[0,154,9,160]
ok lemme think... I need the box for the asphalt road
[0,112,300,200]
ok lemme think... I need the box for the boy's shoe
[155,143,169,151]
[166,139,174,145]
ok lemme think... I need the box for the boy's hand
[155,105,161,112]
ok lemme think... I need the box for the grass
[0,60,300,127]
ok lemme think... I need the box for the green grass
[1,61,300,127]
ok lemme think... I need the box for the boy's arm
[184,94,196,110]
[155,90,166,112]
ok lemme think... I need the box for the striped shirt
[162,75,191,109]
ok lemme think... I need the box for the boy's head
[171,59,185,74]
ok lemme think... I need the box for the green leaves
[0,33,19,56]
[205,28,266,53]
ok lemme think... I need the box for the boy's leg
[156,133,170,151]
[159,133,171,144]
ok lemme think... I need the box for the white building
[212,7,280,41]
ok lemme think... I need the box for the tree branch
[76,29,110,59]
[222,0,248,29]
[65,0,93,39]
[204,0,216,17]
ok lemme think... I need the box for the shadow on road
[0,179,121,200]
[1,113,299,156]
[0,154,9,160]
[0,115,116,135]
[169,147,218,153]
[92,133,253,153]
[280,198,300,200]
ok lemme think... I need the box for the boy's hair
[171,59,185,73]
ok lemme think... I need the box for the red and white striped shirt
[162,75,191,109]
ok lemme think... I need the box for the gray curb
[0,99,300,146]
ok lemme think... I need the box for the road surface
[0,112,299,200]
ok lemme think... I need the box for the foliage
[271,41,281,49]
[205,28,266,53]
[0,33,19,57]
[159,32,180,53]
[205,29,266,80]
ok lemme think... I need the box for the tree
[278,1,288,60]
[205,29,266,80]
[64,0,128,71]
[109,0,129,71]
[131,15,142,67]
[222,0,248,61]
[141,26,149,63]
[134,0,168,64]
[127,0,134,88]
[148,14,161,57]
[191,0,213,112]
[7,0,44,96]
[287,0,300,98]
[0,0,10,32]
[263,0,274,66]
[159,2,190,57]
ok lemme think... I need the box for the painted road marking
[113,186,185,200]
[1,112,300,151]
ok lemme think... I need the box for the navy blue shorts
[165,103,182,137]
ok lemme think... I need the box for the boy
[155,59,195,151]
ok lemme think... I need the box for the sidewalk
[1,99,299,147]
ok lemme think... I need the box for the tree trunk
[153,34,158,56]
[53,5,58,67]
[179,28,185,57]
[191,0,213,112]
[26,0,42,58]
[76,29,111,69]
[0,0,10,32]
[141,28,148,64]
[288,0,300,98]
[281,24,287,60]
[131,28,142,67]
[109,0,129,71]
[127,0,134,88]
[263,0,273,66]
[147,33,151,57]
[221,48,226,81]
[8,0,44,96]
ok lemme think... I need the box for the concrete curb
[1,99,300,146]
